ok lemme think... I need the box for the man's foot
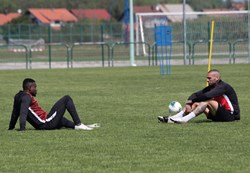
[169,117,187,124]
[75,123,93,130]
[158,116,174,123]
[86,123,100,128]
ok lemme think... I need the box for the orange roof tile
[232,3,245,10]
[0,13,21,25]
[71,9,111,21]
[28,8,78,24]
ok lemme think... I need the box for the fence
[0,16,249,69]
[0,42,153,69]
[0,39,247,69]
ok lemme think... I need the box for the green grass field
[1,64,250,173]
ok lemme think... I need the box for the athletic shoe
[157,116,174,123]
[75,123,93,130]
[169,117,187,124]
[87,123,100,128]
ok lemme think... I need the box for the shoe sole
[87,123,100,128]
[170,118,186,124]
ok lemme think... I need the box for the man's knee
[63,95,71,99]
[61,95,73,103]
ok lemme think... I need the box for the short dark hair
[23,78,35,90]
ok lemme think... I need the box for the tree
[244,0,248,10]
[225,0,233,9]
[10,15,31,24]
[0,0,17,13]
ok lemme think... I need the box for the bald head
[207,69,221,86]
[208,69,221,79]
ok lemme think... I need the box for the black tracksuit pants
[36,95,81,130]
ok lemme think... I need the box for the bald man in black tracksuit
[158,69,240,124]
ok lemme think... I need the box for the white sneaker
[75,123,93,130]
[170,117,187,124]
[86,123,100,128]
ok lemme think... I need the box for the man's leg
[205,100,219,116]
[45,95,92,130]
[158,110,184,123]
[57,117,75,129]
[206,102,235,122]
[158,102,198,123]
[170,101,218,123]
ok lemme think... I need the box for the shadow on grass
[194,119,213,123]
[194,119,240,124]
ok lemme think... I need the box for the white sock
[181,112,196,123]
[170,111,184,119]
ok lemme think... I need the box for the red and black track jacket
[9,91,48,130]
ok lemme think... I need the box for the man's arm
[188,89,205,101]
[19,95,31,131]
[185,89,205,108]
[191,85,225,103]
[9,94,21,130]
[8,108,19,130]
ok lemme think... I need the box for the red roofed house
[158,4,197,23]
[232,3,245,11]
[25,8,78,29]
[71,9,111,21]
[0,12,21,25]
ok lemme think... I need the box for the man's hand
[185,100,193,113]
[185,104,192,113]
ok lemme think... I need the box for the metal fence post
[107,43,111,67]
[145,42,151,66]
[187,42,192,65]
[28,45,32,69]
[66,44,71,68]
[48,25,52,69]
[101,25,104,67]
[207,21,210,56]
[111,43,114,67]
[228,42,232,64]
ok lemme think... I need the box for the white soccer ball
[168,101,182,113]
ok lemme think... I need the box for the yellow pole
[207,20,215,86]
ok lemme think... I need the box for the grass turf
[0,64,250,173]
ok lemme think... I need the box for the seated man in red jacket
[9,78,99,131]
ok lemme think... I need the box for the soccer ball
[168,101,182,113]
